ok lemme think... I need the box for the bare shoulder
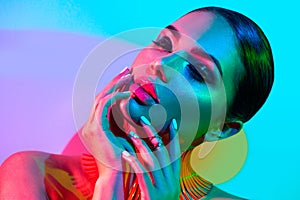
[0,151,54,180]
[0,151,84,199]
[0,151,52,199]
[202,186,248,200]
[1,151,54,169]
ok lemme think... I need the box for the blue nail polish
[122,151,131,157]
[140,116,151,125]
[129,131,139,139]
[121,73,130,79]
[172,118,178,130]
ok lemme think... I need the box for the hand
[97,67,131,99]
[80,71,135,200]
[80,69,134,170]
[122,118,181,200]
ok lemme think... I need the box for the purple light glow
[0,30,103,164]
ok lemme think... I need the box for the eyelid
[190,48,222,77]
[152,35,173,52]
[188,52,220,76]
[191,55,214,71]
[184,58,216,84]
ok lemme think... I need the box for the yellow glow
[190,129,248,184]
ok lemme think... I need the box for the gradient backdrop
[1,0,299,199]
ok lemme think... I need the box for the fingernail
[123,91,131,95]
[140,116,151,125]
[120,66,129,74]
[121,73,131,79]
[172,118,178,130]
[118,91,130,98]
[129,131,139,139]
[122,151,131,157]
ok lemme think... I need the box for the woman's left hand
[122,118,181,200]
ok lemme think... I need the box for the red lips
[130,82,158,105]
[141,83,158,103]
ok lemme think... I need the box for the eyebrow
[166,25,223,77]
[165,25,181,39]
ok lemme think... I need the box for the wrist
[97,162,123,177]
[94,169,124,200]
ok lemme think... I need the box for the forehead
[171,11,243,103]
[171,11,238,64]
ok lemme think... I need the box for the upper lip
[130,80,159,105]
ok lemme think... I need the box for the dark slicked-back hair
[189,7,274,123]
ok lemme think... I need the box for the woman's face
[115,11,244,150]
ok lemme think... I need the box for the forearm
[93,169,125,200]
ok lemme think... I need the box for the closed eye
[152,36,173,53]
[184,60,210,83]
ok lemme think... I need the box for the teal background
[1,0,300,199]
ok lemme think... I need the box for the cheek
[208,85,228,123]
[132,49,153,67]
[177,92,214,150]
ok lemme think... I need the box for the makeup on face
[110,11,241,150]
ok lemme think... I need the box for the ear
[204,120,243,142]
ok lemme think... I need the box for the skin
[80,11,246,199]
[0,11,246,199]
[125,11,244,146]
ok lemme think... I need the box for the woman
[0,6,273,199]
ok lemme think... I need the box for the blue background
[1,0,300,199]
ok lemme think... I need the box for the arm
[91,168,124,200]
[80,91,130,200]
[79,69,134,199]
[81,69,181,199]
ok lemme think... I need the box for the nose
[148,60,168,83]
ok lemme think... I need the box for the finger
[122,151,153,192]
[87,92,130,153]
[139,116,173,179]
[139,116,163,148]
[98,91,130,131]
[128,131,154,165]
[169,118,181,176]
[128,131,165,187]
[96,67,132,99]
[102,72,132,97]
[118,97,138,130]
[118,137,137,174]
[112,66,131,82]
[118,137,135,155]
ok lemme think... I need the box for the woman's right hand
[80,91,131,169]
[79,70,135,200]
[80,68,134,170]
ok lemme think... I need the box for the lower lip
[130,84,155,105]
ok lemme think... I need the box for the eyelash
[152,36,211,83]
[152,36,173,53]
[184,61,208,83]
